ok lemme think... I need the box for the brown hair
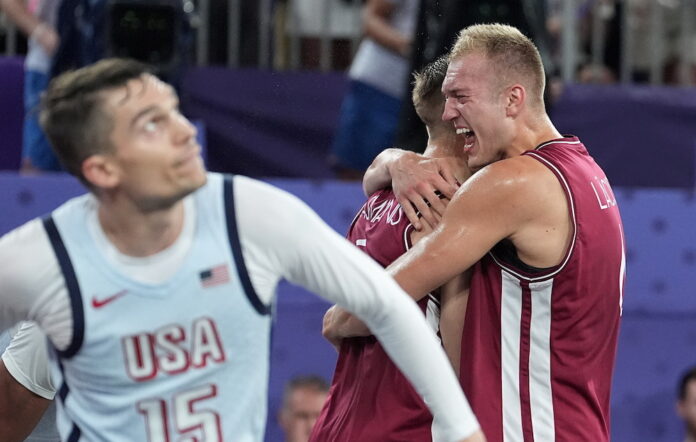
[40,58,152,181]
[412,55,449,127]
[451,23,545,106]
[679,366,696,401]
[282,375,329,408]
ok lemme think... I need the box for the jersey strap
[223,175,271,315]
[41,216,85,358]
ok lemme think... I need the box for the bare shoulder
[443,155,565,233]
[456,156,555,201]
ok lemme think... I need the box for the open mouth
[456,127,476,151]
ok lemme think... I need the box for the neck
[97,194,186,257]
[508,112,563,157]
[424,126,459,157]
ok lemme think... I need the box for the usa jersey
[45,173,272,441]
[310,188,436,442]
[463,137,625,441]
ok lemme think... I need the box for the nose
[173,112,197,145]
[442,99,457,122]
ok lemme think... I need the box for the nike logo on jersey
[91,289,128,309]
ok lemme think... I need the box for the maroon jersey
[463,137,625,442]
[310,188,436,442]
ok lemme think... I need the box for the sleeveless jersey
[44,173,273,441]
[310,188,436,442]
[463,137,625,442]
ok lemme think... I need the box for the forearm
[363,148,410,195]
[0,360,51,442]
[439,279,470,376]
[322,305,371,345]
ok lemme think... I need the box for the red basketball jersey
[310,188,435,442]
[462,136,625,441]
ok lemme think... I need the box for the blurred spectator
[0,0,61,172]
[546,0,694,85]
[276,0,361,71]
[278,375,329,442]
[0,0,193,173]
[393,0,550,153]
[329,0,419,179]
[677,366,696,442]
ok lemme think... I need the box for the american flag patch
[199,264,230,288]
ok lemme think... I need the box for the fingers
[403,189,436,229]
[397,195,422,230]
[436,168,460,199]
[423,189,448,217]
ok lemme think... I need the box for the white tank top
[46,174,272,441]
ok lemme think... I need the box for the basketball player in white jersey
[0,322,59,441]
[0,58,483,442]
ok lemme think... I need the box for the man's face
[441,52,513,170]
[101,74,206,208]
[678,380,696,435]
[279,387,328,442]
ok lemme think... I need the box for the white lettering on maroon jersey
[361,194,403,226]
[590,176,617,210]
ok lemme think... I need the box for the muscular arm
[0,360,51,442]
[333,157,560,339]
[235,176,482,441]
[390,156,567,295]
[0,322,56,442]
[438,272,470,376]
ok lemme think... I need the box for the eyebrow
[130,105,160,129]
[129,95,180,129]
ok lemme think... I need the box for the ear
[505,84,526,117]
[82,155,121,189]
[677,400,686,418]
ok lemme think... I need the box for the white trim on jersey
[535,138,582,150]
[501,271,523,442]
[528,279,555,441]
[500,271,556,442]
[489,152,578,282]
[618,223,626,316]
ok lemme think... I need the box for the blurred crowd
[1,0,695,177]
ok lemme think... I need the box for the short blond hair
[451,23,545,106]
[412,55,449,127]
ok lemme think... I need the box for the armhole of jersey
[54,356,83,441]
[42,217,85,359]
[404,223,414,250]
[222,176,271,316]
[492,151,577,282]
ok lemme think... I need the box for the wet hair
[412,55,449,127]
[40,58,152,181]
[451,23,545,107]
[679,366,696,401]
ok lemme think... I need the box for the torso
[462,136,625,442]
[310,188,437,442]
[46,174,273,441]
